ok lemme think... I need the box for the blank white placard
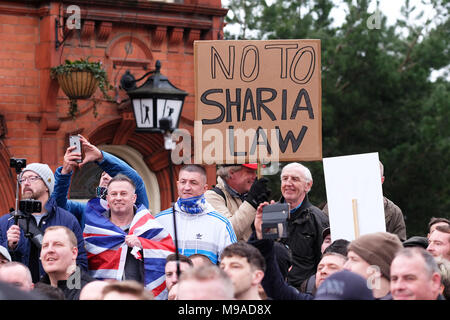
[323,152,386,241]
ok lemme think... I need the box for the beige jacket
[204,176,256,241]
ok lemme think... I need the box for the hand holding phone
[69,135,82,163]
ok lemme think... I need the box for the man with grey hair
[259,162,328,289]
[205,164,270,241]
[390,247,444,300]
[427,224,450,261]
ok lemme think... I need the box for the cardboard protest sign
[194,40,322,164]
[323,152,386,241]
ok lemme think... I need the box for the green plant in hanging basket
[50,58,112,119]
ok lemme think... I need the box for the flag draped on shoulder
[83,198,175,299]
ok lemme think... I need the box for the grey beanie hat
[20,163,55,196]
[0,245,11,262]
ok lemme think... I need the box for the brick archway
[0,141,18,215]
[85,112,179,211]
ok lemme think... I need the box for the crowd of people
[0,135,448,300]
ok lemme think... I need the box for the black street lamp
[120,60,187,133]
[121,60,187,279]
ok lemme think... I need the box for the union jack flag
[83,198,175,299]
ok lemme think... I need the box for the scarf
[176,194,210,214]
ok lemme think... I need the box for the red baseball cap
[242,163,258,170]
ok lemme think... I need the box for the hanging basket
[51,58,112,119]
[56,71,99,100]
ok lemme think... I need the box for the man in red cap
[205,164,270,241]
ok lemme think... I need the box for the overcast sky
[223,0,437,33]
[222,0,447,80]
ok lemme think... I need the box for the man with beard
[0,163,87,283]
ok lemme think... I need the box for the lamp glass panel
[156,98,182,129]
[133,98,154,128]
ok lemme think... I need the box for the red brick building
[0,0,226,214]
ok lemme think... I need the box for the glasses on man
[19,176,42,184]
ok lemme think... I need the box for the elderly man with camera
[0,162,87,283]
[256,162,329,289]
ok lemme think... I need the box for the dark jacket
[0,281,40,300]
[280,195,329,288]
[383,197,406,241]
[248,236,313,300]
[299,274,317,296]
[0,197,88,282]
[53,151,149,230]
[39,267,95,300]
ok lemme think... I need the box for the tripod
[8,158,43,247]
[160,118,182,279]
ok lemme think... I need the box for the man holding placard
[322,157,406,241]
[194,39,325,288]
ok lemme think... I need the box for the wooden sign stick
[352,199,360,238]
[257,161,262,179]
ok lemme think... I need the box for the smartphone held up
[69,135,82,163]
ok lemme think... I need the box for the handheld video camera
[12,200,43,247]
[19,199,42,217]
[10,157,27,174]
[262,203,290,239]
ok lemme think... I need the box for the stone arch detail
[99,144,161,214]
[0,141,17,215]
[105,33,153,70]
[85,117,175,212]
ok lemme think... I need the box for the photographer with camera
[205,164,271,241]
[277,163,329,288]
[252,163,329,290]
[0,163,87,283]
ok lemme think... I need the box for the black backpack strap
[17,217,43,249]
[211,185,227,207]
